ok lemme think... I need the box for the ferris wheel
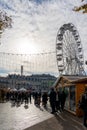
[56,23,85,75]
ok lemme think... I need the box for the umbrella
[19,88,27,92]
[10,88,17,92]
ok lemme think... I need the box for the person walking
[42,92,48,108]
[55,89,61,112]
[28,91,32,104]
[37,91,41,107]
[60,89,67,111]
[34,92,38,105]
[79,87,87,127]
[49,88,56,114]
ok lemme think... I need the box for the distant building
[0,74,56,92]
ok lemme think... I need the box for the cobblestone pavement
[0,99,86,130]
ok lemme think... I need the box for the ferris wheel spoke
[63,37,72,59]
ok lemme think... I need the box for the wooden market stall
[54,75,87,117]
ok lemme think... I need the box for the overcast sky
[0,0,87,76]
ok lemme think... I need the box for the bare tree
[0,10,12,34]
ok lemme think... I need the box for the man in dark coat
[55,89,61,112]
[42,92,48,108]
[49,88,56,114]
[60,90,67,111]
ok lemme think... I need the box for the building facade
[0,74,56,92]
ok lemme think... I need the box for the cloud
[0,0,87,76]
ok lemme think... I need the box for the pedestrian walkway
[0,99,86,130]
[24,111,86,130]
[0,99,53,130]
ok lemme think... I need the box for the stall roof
[62,75,87,81]
[54,75,87,87]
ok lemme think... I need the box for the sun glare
[16,37,38,54]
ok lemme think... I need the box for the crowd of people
[0,87,67,113]
[5,88,67,114]
[1,86,87,128]
[6,91,32,106]
[3,86,87,128]
[5,90,48,108]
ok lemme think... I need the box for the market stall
[54,75,87,117]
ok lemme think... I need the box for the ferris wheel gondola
[56,23,85,75]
